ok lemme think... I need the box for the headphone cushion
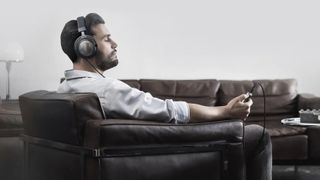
[74,35,97,58]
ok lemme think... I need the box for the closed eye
[102,34,111,42]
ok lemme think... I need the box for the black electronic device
[73,16,105,78]
[244,82,257,103]
[74,16,97,59]
[299,109,320,123]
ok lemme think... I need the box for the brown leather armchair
[19,90,245,180]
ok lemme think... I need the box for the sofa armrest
[298,93,320,110]
[84,119,243,148]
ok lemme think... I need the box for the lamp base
[5,61,11,101]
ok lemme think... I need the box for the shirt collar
[64,69,103,81]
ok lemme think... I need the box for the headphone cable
[242,81,266,180]
[84,58,106,78]
[256,82,266,146]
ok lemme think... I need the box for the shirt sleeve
[100,79,190,124]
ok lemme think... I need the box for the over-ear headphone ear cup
[74,35,97,59]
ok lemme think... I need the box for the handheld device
[244,83,257,103]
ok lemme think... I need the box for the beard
[95,49,119,71]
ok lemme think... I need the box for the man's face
[91,24,118,71]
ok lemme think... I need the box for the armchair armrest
[298,93,320,110]
[84,119,243,148]
[83,119,245,180]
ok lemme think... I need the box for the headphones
[74,16,97,59]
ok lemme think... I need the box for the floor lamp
[0,42,24,101]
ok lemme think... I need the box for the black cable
[255,82,266,146]
[242,82,256,180]
[242,81,266,179]
[84,58,106,78]
[242,116,246,180]
[245,81,266,144]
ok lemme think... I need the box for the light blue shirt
[57,70,190,124]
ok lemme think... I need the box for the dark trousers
[245,124,272,180]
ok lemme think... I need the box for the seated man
[58,13,272,180]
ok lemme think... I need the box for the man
[58,13,272,180]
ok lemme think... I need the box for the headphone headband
[76,16,87,33]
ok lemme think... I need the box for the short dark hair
[60,13,105,63]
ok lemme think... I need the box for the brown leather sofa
[19,90,245,180]
[122,78,320,164]
[0,78,319,180]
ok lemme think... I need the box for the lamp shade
[0,42,24,62]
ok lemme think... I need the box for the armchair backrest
[19,90,105,145]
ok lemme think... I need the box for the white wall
[0,0,320,99]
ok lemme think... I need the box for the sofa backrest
[218,79,299,121]
[19,90,105,145]
[139,79,221,106]
[122,79,221,106]
[122,78,299,121]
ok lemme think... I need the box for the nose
[110,39,118,49]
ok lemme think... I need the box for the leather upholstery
[0,101,23,180]
[246,120,306,137]
[298,93,320,110]
[121,80,141,89]
[307,126,320,159]
[85,119,243,147]
[139,79,220,106]
[0,136,23,180]
[20,91,245,180]
[218,79,298,116]
[19,90,105,145]
[272,135,308,160]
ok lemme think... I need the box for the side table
[281,117,320,172]
[281,117,320,127]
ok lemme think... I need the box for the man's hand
[189,93,253,123]
[225,94,253,120]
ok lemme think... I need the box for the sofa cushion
[139,79,220,106]
[121,80,141,90]
[272,135,308,160]
[218,79,298,116]
[246,120,307,137]
[307,126,320,159]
